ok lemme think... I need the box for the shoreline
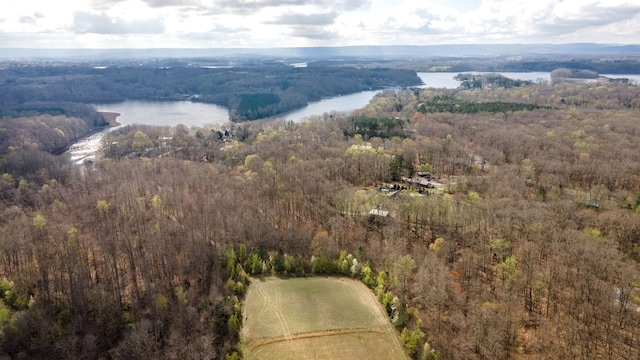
[99,111,121,127]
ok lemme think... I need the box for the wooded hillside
[1,79,640,359]
[0,64,421,122]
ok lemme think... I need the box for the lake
[90,71,639,127]
[70,101,229,164]
[94,100,230,127]
[94,90,390,126]
[91,72,557,128]
[69,72,547,161]
[79,94,384,162]
[275,90,380,122]
[70,71,637,162]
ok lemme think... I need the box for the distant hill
[1,43,639,61]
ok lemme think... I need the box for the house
[415,178,435,188]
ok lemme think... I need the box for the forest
[1,69,640,359]
[0,63,421,122]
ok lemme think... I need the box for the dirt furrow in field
[246,327,387,351]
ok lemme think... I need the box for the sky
[1,0,639,49]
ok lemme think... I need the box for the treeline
[416,95,545,114]
[1,78,640,359]
[550,68,599,79]
[0,102,107,129]
[456,73,533,88]
[441,58,640,74]
[0,64,421,122]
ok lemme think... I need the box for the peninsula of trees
[0,63,421,122]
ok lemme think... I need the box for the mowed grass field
[241,277,408,360]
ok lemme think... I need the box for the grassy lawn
[241,277,407,360]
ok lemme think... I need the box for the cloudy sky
[1,0,639,48]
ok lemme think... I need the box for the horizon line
[2,42,640,50]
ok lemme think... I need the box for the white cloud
[0,0,638,48]
[72,11,165,34]
[19,13,45,24]
[455,0,640,43]
[266,12,338,26]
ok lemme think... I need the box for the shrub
[311,255,338,274]
[0,299,11,324]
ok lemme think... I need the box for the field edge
[240,276,408,360]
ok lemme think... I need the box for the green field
[241,277,408,360]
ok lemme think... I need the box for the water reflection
[276,90,380,123]
[94,100,230,127]
[68,132,104,165]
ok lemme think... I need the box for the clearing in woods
[241,276,408,360]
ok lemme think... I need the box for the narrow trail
[273,282,293,340]
[246,327,387,351]
[253,281,291,340]
[254,283,281,335]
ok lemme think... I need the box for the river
[276,90,381,122]
[76,90,404,162]
[69,71,639,162]
[94,100,230,127]
[92,72,552,126]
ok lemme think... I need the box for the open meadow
[241,277,408,360]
